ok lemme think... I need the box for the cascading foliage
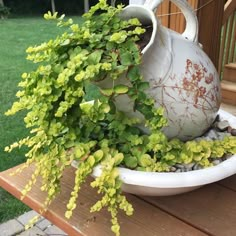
[5,0,236,235]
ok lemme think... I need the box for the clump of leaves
[5,0,236,235]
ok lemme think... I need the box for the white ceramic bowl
[92,109,236,196]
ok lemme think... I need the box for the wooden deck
[0,161,236,236]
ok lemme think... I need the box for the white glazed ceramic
[97,0,221,141]
[92,109,236,196]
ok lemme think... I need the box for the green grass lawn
[0,16,82,223]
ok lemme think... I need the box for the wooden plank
[223,63,236,82]
[219,174,236,191]
[177,0,198,34]
[169,2,184,33]
[142,183,236,236]
[0,164,207,236]
[225,63,236,69]
[219,1,236,75]
[223,0,236,25]
[169,3,178,32]
[197,0,225,68]
[156,2,163,21]
[192,0,199,9]
[218,23,227,75]
[221,80,236,105]
[228,13,236,63]
[156,0,199,34]
[221,80,236,92]
[224,14,234,65]
[156,0,170,28]
[178,12,185,34]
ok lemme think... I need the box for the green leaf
[127,66,140,81]
[133,27,146,35]
[80,101,94,114]
[120,51,133,66]
[124,155,138,169]
[94,150,104,162]
[100,88,113,96]
[110,51,118,61]
[100,103,110,113]
[134,103,153,119]
[106,42,115,51]
[127,127,141,135]
[127,88,138,100]
[114,85,129,94]
[87,50,103,65]
[137,91,147,100]
[60,39,70,46]
[108,100,116,114]
[114,153,124,166]
[138,82,149,90]
[109,31,127,44]
[138,154,153,167]
[87,155,96,167]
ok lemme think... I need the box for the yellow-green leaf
[114,85,129,94]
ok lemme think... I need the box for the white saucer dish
[92,109,236,196]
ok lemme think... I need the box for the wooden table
[1,164,236,236]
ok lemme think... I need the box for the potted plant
[5,1,236,235]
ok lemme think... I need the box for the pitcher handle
[143,0,198,42]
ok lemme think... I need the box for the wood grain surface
[143,183,236,236]
[0,164,208,236]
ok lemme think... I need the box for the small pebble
[204,129,218,140]
[170,166,176,172]
[212,160,221,165]
[228,126,233,133]
[216,120,230,131]
[224,154,233,160]
[193,164,202,170]
[217,132,231,140]
[221,156,227,161]
[183,163,195,171]
[175,164,184,169]
[231,128,236,136]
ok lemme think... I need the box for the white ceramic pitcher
[99,0,221,141]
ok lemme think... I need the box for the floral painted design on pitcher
[121,0,221,140]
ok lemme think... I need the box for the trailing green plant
[4,0,236,235]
